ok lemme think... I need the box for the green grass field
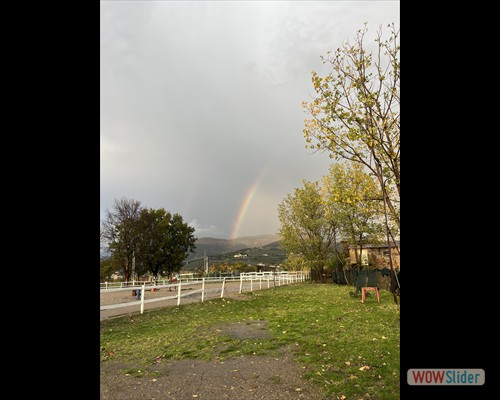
[100,283,400,399]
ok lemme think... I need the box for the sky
[100,0,400,240]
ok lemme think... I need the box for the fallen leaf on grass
[359,366,371,371]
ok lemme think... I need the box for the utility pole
[132,250,136,281]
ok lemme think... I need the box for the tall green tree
[302,23,400,239]
[321,162,384,267]
[135,208,196,282]
[278,180,340,282]
[281,252,310,272]
[101,197,142,282]
[100,256,119,282]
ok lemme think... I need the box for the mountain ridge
[187,234,281,260]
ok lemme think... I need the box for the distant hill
[186,234,281,261]
[208,240,286,265]
[184,237,287,272]
[101,234,284,271]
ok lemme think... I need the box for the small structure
[233,253,247,258]
[346,241,400,270]
[340,240,400,292]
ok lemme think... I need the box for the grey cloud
[100,1,400,238]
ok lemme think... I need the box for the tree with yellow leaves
[303,23,399,241]
[277,180,340,282]
[321,162,384,267]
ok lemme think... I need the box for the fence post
[120,282,123,288]
[201,278,205,302]
[259,276,262,290]
[140,284,145,314]
[221,278,225,298]
[239,274,243,294]
[267,276,270,288]
[177,280,182,306]
[105,281,108,289]
[250,275,253,292]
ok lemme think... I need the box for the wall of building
[348,246,400,270]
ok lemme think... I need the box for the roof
[348,240,400,249]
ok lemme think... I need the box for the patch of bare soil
[213,320,271,340]
[101,319,330,399]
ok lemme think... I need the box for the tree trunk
[124,261,130,283]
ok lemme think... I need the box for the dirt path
[101,353,326,400]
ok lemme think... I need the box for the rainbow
[230,169,267,240]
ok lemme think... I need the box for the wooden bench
[361,287,380,303]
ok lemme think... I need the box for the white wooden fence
[100,271,309,316]
[100,276,235,290]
